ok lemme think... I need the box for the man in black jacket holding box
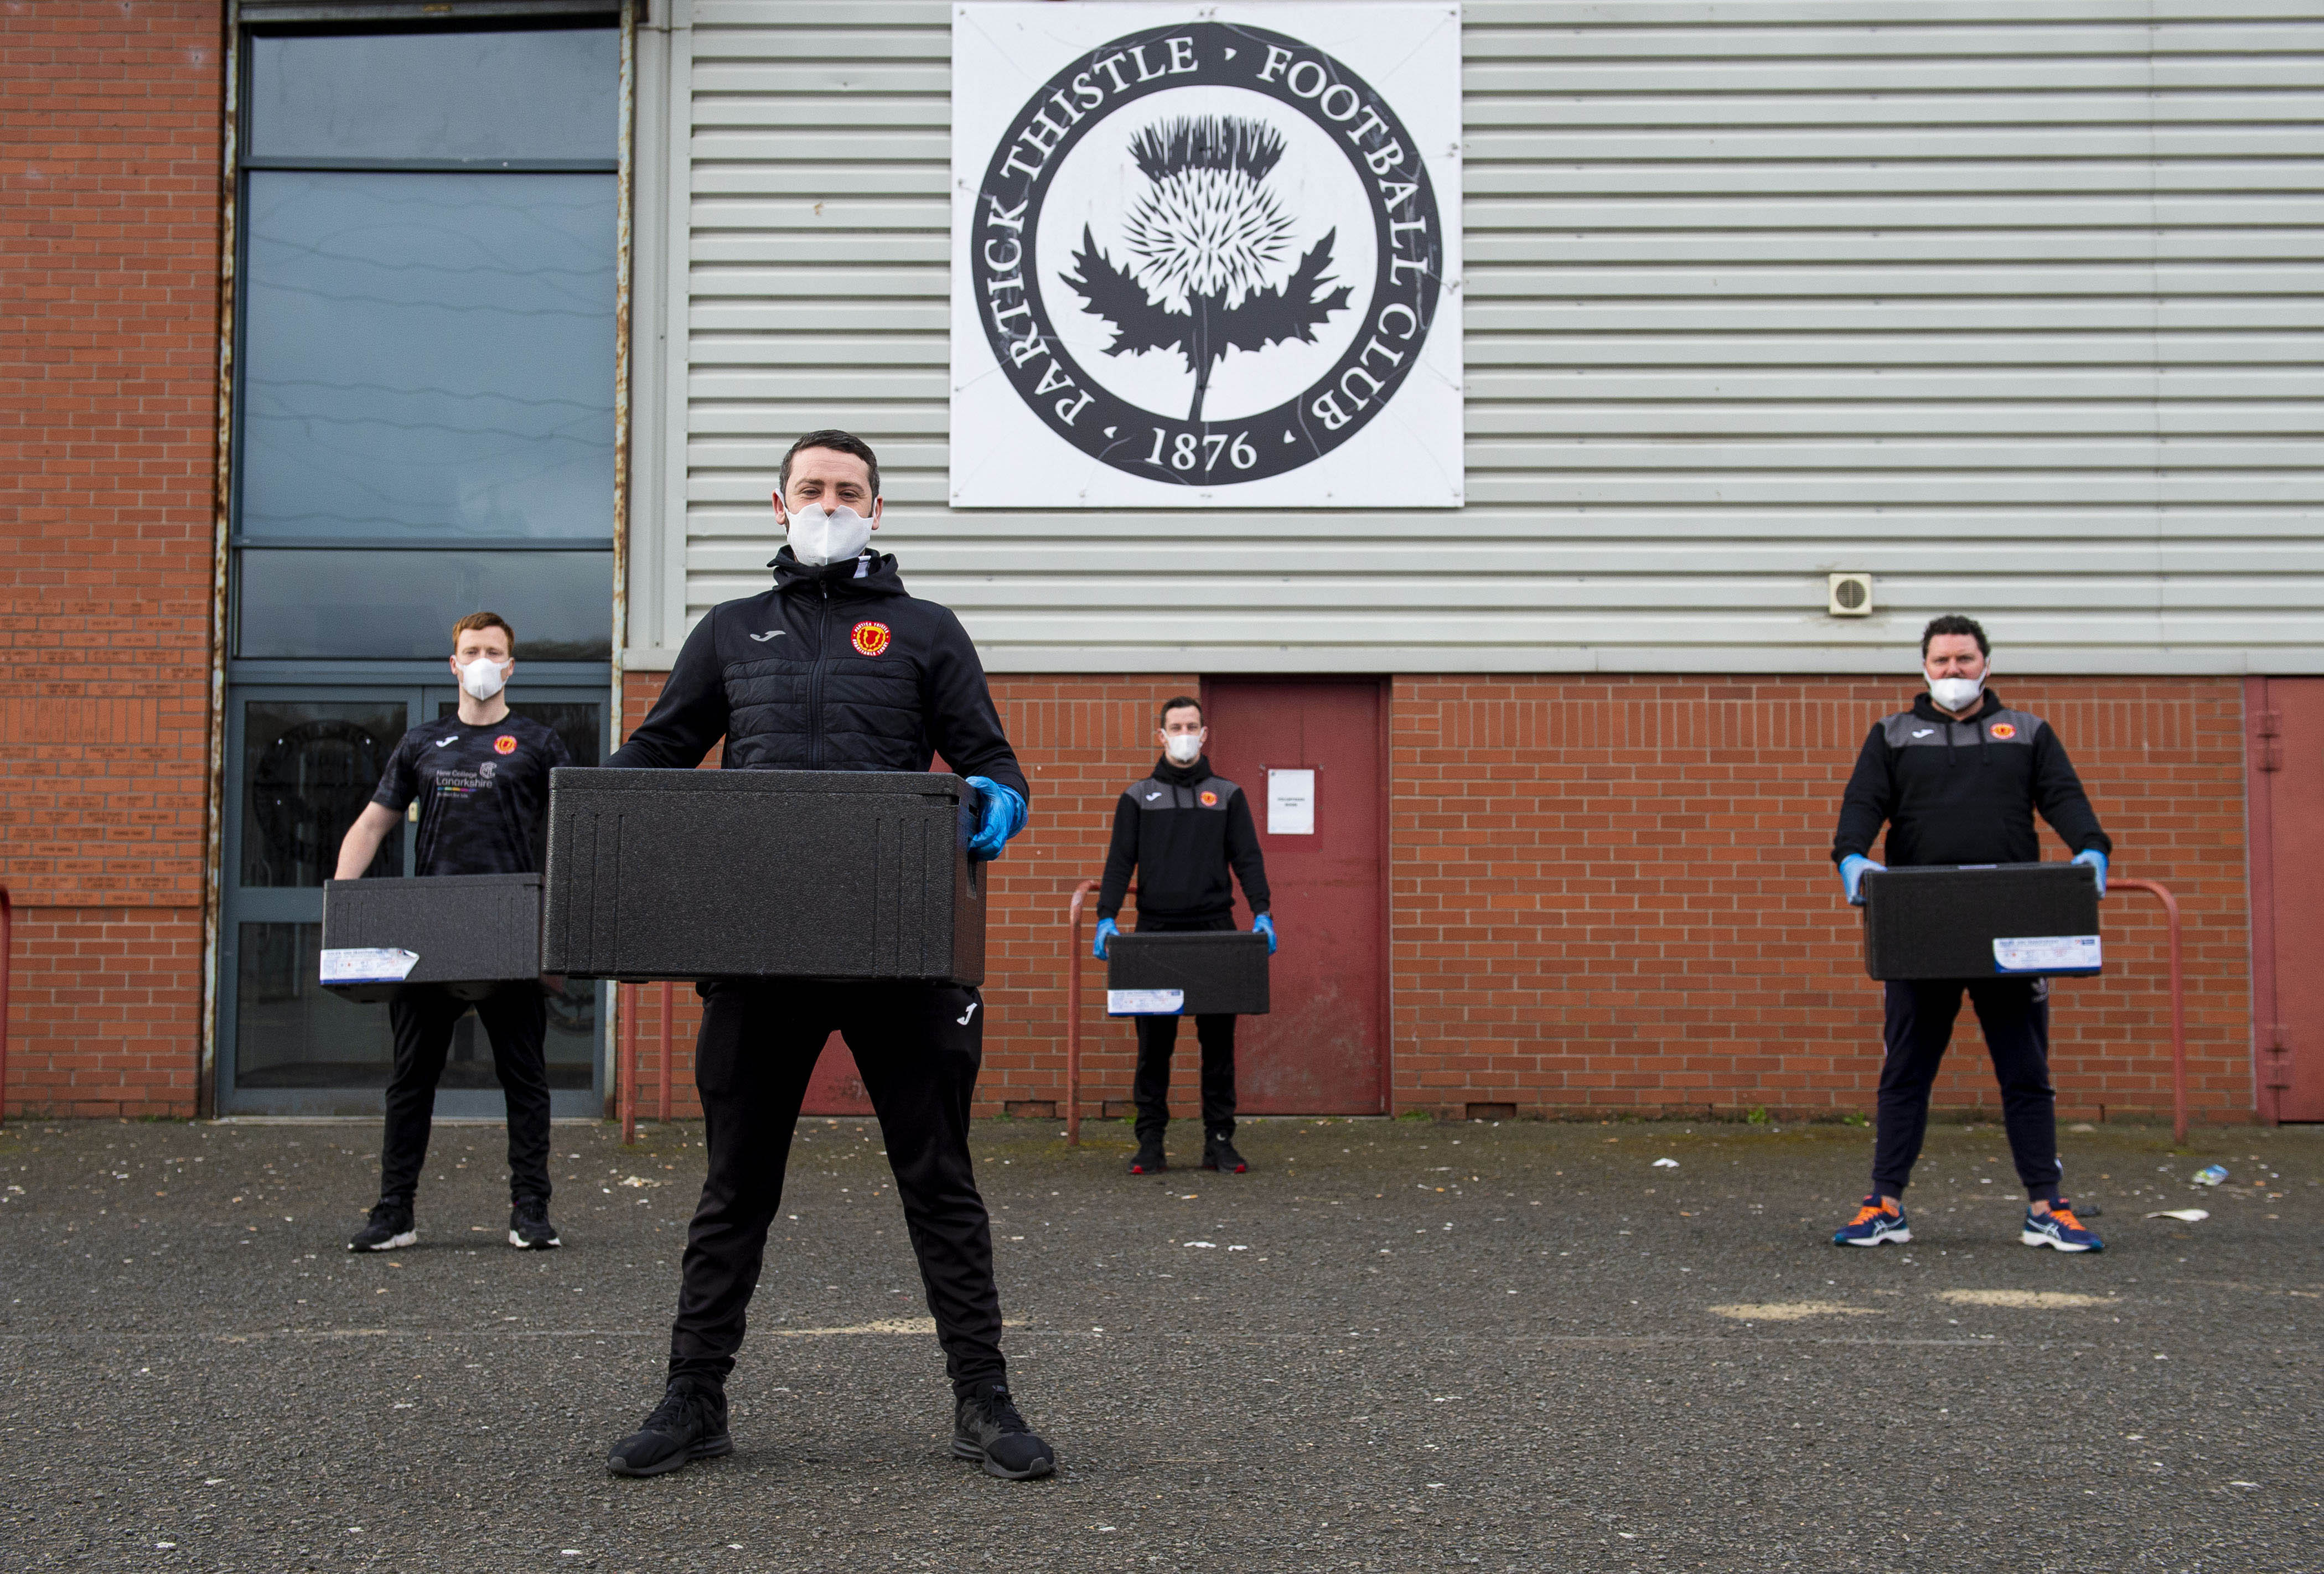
[1829,614,2111,1253]
[335,611,570,1255]
[598,431,1053,1482]
[1095,695,1275,1177]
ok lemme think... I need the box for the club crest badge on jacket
[851,621,892,657]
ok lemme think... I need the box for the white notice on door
[1268,769,1316,835]
[1993,935,2103,975]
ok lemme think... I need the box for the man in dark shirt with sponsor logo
[1096,695,1274,1177]
[335,612,572,1255]
[1829,614,2112,1253]
[596,429,1054,1484]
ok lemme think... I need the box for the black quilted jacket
[607,548,1028,800]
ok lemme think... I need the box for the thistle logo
[1067,115,1349,424]
[968,20,1444,489]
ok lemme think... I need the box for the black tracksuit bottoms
[380,981,553,1209]
[1131,913,1238,1143]
[1874,977,2063,1204]
[667,978,1005,1399]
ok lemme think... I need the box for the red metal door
[2251,678,2324,1121]
[1198,679,1388,1114]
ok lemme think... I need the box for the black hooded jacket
[1098,755,1270,923]
[1831,689,2109,869]
[607,548,1028,799]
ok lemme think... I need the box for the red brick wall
[3,907,204,1116]
[1391,677,2251,1124]
[617,670,2253,1127]
[0,4,224,1115]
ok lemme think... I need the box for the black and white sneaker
[348,1202,416,1252]
[607,1380,732,1478]
[508,1202,561,1250]
[951,1382,1056,1480]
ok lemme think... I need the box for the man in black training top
[1830,614,2111,1254]
[599,430,1053,1483]
[1095,695,1275,1177]
[338,612,572,1254]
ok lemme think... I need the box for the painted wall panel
[629,0,2324,675]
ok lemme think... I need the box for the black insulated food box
[320,873,544,1001]
[1860,862,2102,981]
[1106,931,1271,1015]
[542,768,985,986]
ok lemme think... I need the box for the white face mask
[785,503,873,567]
[458,656,509,701]
[1164,732,1204,764]
[1928,674,1984,712]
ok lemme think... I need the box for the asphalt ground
[0,1112,2317,1573]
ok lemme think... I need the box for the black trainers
[607,1380,732,1477]
[1202,1135,1248,1173]
[508,1202,561,1251]
[347,1202,416,1253]
[1129,1138,1166,1175]
[951,1382,1056,1480]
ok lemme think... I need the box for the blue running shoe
[1832,1195,1910,1247]
[2021,1199,2103,1252]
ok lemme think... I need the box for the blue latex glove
[2073,847,2108,897]
[1253,913,1277,955]
[963,776,1027,862]
[1093,917,1118,960]
[1839,853,1885,907]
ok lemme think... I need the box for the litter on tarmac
[2192,1164,2229,1186]
[1653,1158,1679,1168]
[2144,1209,2209,1221]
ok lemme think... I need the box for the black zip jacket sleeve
[1832,690,2110,868]
[606,549,1028,801]
[1098,756,1271,922]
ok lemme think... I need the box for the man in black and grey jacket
[599,430,1054,1482]
[1096,695,1275,1176]
[1828,614,2113,1254]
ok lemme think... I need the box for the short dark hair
[778,428,881,500]
[1157,695,1204,728]
[452,610,515,656]
[1921,614,1989,658]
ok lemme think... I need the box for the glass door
[217,685,604,1116]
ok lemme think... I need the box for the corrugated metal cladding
[628,1,2324,675]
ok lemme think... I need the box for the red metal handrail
[620,980,639,1145]
[2111,877,2188,1145]
[0,883,12,1127]
[659,979,674,1125]
[1065,879,1098,1145]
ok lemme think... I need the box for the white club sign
[950,2,1463,508]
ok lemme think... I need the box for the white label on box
[321,947,420,984]
[1993,935,2102,974]
[1267,769,1315,836]
[1107,988,1185,1016]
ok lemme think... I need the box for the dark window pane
[238,550,612,660]
[236,922,398,1086]
[241,700,408,888]
[235,924,591,1091]
[239,170,615,541]
[247,29,618,163]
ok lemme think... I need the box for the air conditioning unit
[1828,572,1874,617]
